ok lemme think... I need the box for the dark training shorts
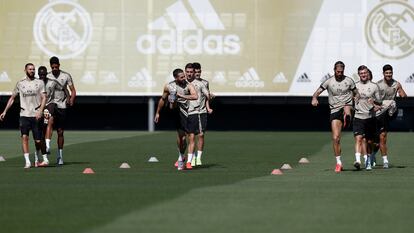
[19,117,42,140]
[353,117,376,140]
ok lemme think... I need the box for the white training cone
[0,156,5,162]
[299,157,310,164]
[281,163,292,170]
[119,162,131,169]
[148,157,159,162]
[271,169,283,175]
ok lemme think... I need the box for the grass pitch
[0,131,413,233]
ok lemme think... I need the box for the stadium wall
[0,97,413,131]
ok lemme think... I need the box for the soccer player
[190,62,213,167]
[375,64,407,168]
[36,66,53,167]
[154,68,198,170]
[311,61,359,173]
[185,63,211,168]
[353,65,382,171]
[47,56,76,165]
[0,63,47,168]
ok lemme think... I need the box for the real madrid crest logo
[365,0,414,59]
[33,0,93,59]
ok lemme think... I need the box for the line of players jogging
[312,61,407,173]
[154,62,213,171]
[0,57,76,168]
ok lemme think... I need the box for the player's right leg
[330,113,343,173]
[19,117,32,168]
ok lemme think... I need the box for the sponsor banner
[290,0,414,96]
[0,0,413,96]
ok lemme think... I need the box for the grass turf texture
[0,131,413,233]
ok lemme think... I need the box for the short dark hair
[334,61,345,70]
[383,64,393,72]
[38,66,47,72]
[367,69,373,80]
[173,68,184,78]
[192,62,201,70]
[357,65,368,72]
[185,63,194,70]
[50,56,60,65]
[25,63,34,69]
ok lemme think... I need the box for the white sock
[366,155,371,165]
[34,150,40,162]
[42,154,49,162]
[178,152,184,161]
[197,150,203,159]
[355,153,361,163]
[336,156,342,165]
[383,155,388,163]
[45,139,51,152]
[58,149,63,159]
[24,153,30,164]
[187,153,193,164]
[363,154,368,163]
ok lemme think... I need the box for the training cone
[148,157,159,162]
[0,156,5,162]
[119,162,131,169]
[281,163,292,170]
[271,169,283,175]
[83,168,95,174]
[299,157,310,164]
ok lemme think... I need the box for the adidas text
[136,30,240,55]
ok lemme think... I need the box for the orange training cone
[83,168,95,174]
[271,169,283,175]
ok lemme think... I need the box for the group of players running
[0,59,407,172]
[0,57,76,168]
[312,61,407,173]
[154,63,213,170]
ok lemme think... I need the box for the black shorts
[353,117,376,140]
[199,113,208,132]
[187,114,203,134]
[19,117,43,140]
[46,103,57,117]
[173,109,187,132]
[376,112,390,133]
[330,109,344,122]
[54,107,67,129]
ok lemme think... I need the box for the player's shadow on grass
[194,163,222,169]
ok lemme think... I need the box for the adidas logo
[100,72,119,84]
[320,73,331,83]
[406,73,414,83]
[212,71,227,85]
[136,0,241,55]
[128,68,156,88]
[0,71,11,82]
[297,73,311,83]
[272,72,288,83]
[81,72,96,84]
[235,68,264,88]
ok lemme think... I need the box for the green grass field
[0,131,413,233]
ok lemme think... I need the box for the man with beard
[47,56,76,165]
[0,63,47,168]
[311,61,359,173]
[154,68,198,170]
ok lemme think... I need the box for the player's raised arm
[177,83,198,100]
